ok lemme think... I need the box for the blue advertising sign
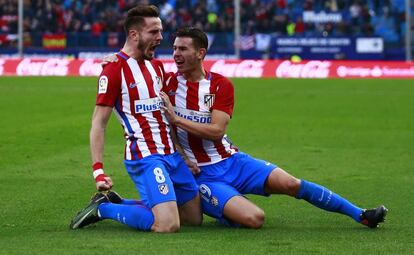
[271,37,384,60]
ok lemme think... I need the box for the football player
[69,6,202,233]
[158,27,387,229]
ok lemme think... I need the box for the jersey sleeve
[211,77,234,117]
[96,62,122,107]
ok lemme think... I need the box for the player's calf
[180,213,203,226]
[178,195,203,226]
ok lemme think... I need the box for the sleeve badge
[98,75,109,94]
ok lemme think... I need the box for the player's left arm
[160,91,230,141]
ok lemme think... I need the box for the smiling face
[130,17,163,60]
[173,37,205,74]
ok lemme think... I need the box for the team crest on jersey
[98,75,108,94]
[204,94,215,108]
[211,196,219,207]
[158,184,169,195]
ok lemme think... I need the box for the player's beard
[137,37,154,60]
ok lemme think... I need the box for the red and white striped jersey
[163,71,238,166]
[96,51,175,160]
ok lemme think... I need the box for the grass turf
[0,77,413,254]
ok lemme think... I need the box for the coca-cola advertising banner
[1,58,414,79]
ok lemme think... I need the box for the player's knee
[162,222,180,233]
[152,220,180,233]
[244,209,265,229]
[151,201,181,232]
[152,214,181,233]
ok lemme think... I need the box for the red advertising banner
[1,58,414,79]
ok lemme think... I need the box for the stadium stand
[0,0,413,59]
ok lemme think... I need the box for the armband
[92,162,107,183]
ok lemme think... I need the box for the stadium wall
[1,58,414,79]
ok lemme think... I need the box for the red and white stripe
[113,59,174,160]
[171,74,237,166]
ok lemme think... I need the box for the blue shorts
[196,152,277,219]
[124,152,198,208]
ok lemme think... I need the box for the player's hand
[101,54,118,67]
[185,158,200,176]
[159,91,177,124]
[95,176,113,191]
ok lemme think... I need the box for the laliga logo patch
[211,196,219,207]
[98,75,108,94]
[158,184,169,195]
[204,94,215,108]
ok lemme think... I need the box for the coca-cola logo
[210,60,264,77]
[276,60,331,78]
[79,59,103,76]
[17,58,69,76]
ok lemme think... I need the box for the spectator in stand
[0,0,408,49]
[294,16,305,35]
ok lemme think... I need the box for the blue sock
[296,180,363,222]
[98,203,154,231]
[119,199,144,205]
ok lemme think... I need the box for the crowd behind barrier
[0,0,413,59]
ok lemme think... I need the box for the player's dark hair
[124,5,160,33]
[175,27,208,50]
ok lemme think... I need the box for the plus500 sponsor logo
[175,111,211,123]
[134,98,163,114]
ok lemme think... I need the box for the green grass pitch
[0,76,413,254]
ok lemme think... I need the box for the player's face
[173,37,202,74]
[137,17,163,60]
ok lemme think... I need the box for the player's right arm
[90,105,113,191]
[90,60,122,191]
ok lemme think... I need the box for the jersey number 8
[153,167,166,183]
